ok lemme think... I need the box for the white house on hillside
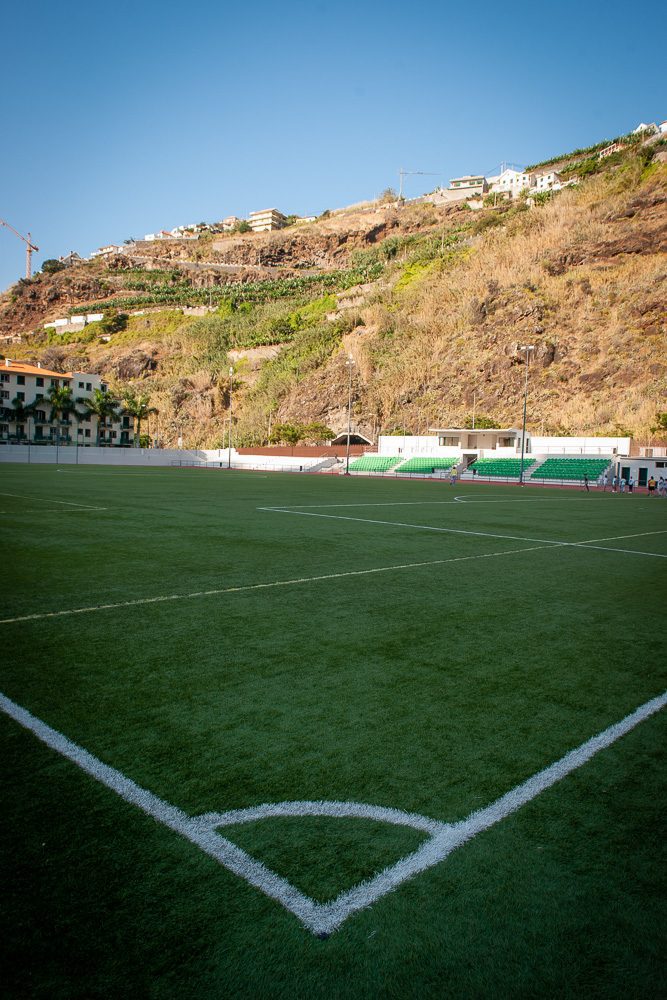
[248,209,286,232]
[530,169,563,192]
[488,168,531,198]
[449,175,488,195]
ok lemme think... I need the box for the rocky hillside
[1,143,666,447]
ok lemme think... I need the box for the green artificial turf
[1,465,665,997]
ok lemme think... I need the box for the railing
[169,460,326,473]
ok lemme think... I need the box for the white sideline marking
[260,508,667,557]
[0,545,552,625]
[0,491,106,511]
[272,498,586,510]
[1,689,664,937]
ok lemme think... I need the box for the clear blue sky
[1,0,665,291]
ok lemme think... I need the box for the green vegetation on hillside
[69,263,384,315]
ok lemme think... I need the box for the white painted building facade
[0,360,132,446]
[248,209,287,232]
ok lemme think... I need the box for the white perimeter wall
[529,436,631,455]
[377,435,460,458]
[0,446,323,470]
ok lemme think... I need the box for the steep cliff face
[1,154,665,446]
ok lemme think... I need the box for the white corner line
[0,689,664,937]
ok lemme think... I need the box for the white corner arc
[0,689,664,937]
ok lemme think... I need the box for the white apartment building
[488,168,532,198]
[530,169,563,192]
[90,245,125,258]
[449,175,488,195]
[0,359,132,446]
[222,216,242,231]
[248,209,287,232]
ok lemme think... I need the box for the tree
[9,396,36,442]
[462,414,500,429]
[79,388,120,447]
[379,188,398,204]
[650,412,667,437]
[122,391,157,447]
[41,259,66,275]
[236,220,251,234]
[100,312,129,335]
[302,422,334,445]
[47,385,78,446]
[270,423,302,445]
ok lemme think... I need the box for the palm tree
[9,396,36,443]
[122,391,157,448]
[79,388,120,447]
[47,385,77,447]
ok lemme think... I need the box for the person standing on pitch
[583,474,590,492]
[628,475,634,493]
[612,474,618,493]
[602,472,608,491]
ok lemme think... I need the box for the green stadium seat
[348,456,402,472]
[396,457,459,474]
[531,458,611,481]
[468,458,536,478]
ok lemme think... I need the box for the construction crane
[0,219,39,279]
[398,168,439,201]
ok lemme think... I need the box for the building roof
[2,360,70,379]
[449,175,485,182]
[429,427,523,435]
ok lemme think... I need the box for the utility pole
[345,355,354,474]
[517,345,535,484]
[228,366,234,469]
[0,219,39,279]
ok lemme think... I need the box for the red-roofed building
[0,358,131,446]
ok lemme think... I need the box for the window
[86,382,92,391]
[35,393,43,401]
[17,392,25,401]
[50,379,58,387]
[0,391,8,399]
[85,429,91,438]
[17,375,25,385]
[0,373,8,382]
[78,381,84,388]
[101,383,107,391]
[36,377,44,387]
[111,431,117,439]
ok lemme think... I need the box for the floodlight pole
[518,345,535,484]
[345,354,354,474]
[228,366,234,469]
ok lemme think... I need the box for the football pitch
[1,464,665,998]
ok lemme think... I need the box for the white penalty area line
[0,544,552,626]
[0,688,664,937]
[261,508,667,559]
[0,491,107,511]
